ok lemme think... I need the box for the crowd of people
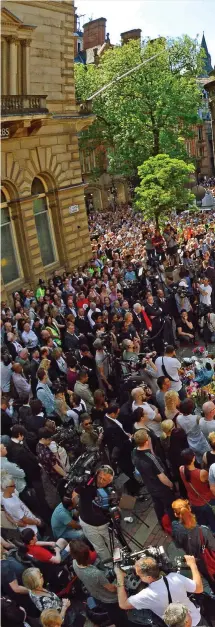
[1,204,215,627]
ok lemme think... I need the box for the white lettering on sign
[1,127,10,139]
[69,205,79,214]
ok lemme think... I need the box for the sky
[75,0,215,66]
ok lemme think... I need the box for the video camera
[61,449,103,497]
[52,424,82,458]
[114,545,172,573]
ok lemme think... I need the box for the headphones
[95,464,115,478]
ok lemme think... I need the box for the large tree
[75,36,204,178]
[135,153,195,225]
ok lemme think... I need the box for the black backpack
[127,608,167,626]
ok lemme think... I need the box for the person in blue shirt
[124,264,136,282]
[51,495,84,541]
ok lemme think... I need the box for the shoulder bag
[182,468,215,515]
[161,357,179,383]
[199,527,215,579]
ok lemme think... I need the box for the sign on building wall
[1,126,10,139]
[69,205,79,214]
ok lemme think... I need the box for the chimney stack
[121,29,141,45]
[83,17,106,50]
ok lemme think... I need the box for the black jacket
[132,311,148,334]
[7,440,41,484]
[75,316,91,336]
[64,330,80,352]
[30,359,40,396]
[1,409,12,437]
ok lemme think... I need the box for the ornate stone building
[1,0,93,301]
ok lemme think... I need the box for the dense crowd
[1,204,215,627]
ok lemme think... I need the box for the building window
[197,126,203,141]
[1,190,21,284]
[32,176,57,267]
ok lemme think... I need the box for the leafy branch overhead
[75,36,204,178]
[135,153,195,225]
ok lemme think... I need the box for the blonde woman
[164,390,180,422]
[22,568,84,625]
[22,567,64,612]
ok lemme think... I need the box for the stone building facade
[1,0,93,302]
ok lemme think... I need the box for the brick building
[204,73,215,170]
[74,16,129,211]
[1,0,93,302]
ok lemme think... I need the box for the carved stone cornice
[5,35,18,44]
[21,39,32,47]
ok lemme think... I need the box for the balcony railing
[1,95,49,116]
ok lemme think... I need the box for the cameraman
[175,282,192,315]
[115,554,203,625]
[73,465,115,562]
[80,413,103,451]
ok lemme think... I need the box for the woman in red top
[20,528,67,563]
[180,448,215,532]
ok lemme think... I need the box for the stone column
[7,36,18,94]
[1,38,7,94]
[22,39,31,94]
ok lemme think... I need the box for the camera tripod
[107,508,149,559]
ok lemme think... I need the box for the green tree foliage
[75,36,204,178]
[135,153,195,225]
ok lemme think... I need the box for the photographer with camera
[115,554,203,625]
[80,413,103,451]
[175,281,192,315]
[73,465,115,562]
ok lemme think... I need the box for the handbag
[182,468,215,515]
[199,527,215,579]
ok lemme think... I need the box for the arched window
[32,176,57,267]
[1,189,22,284]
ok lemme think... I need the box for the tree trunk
[153,128,160,156]
[155,214,159,228]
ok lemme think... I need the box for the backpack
[127,608,167,626]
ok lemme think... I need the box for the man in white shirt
[199,401,215,439]
[1,473,41,533]
[155,345,182,395]
[22,322,38,349]
[115,554,202,626]
[198,277,212,307]
[87,302,101,329]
